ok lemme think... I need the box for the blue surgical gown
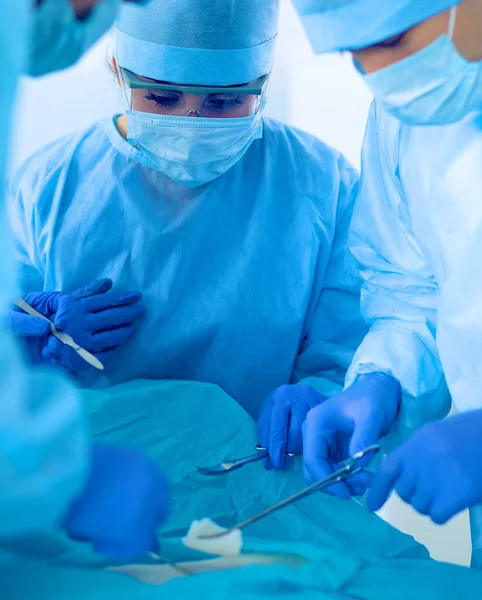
[0,0,86,536]
[347,100,482,566]
[8,116,365,417]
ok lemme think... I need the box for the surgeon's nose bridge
[181,93,206,117]
[184,109,204,117]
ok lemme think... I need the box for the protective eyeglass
[120,68,268,118]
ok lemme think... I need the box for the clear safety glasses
[120,68,268,118]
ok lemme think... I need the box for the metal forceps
[197,446,270,475]
[199,444,381,539]
[197,446,298,476]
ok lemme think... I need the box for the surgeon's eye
[375,33,406,49]
[204,94,246,114]
[144,92,182,109]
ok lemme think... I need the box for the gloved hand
[64,0,150,14]
[10,311,52,339]
[367,410,482,524]
[11,279,145,372]
[302,373,401,498]
[62,445,169,562]
[258,384,326,470]
[36,1,150,12]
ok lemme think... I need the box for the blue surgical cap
[115,0,280,86]
[293,0,462,53]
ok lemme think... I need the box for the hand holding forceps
[198,444,381,539]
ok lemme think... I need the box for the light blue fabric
[8,116,365,418]
[364,6,482,125]
[0,0,87,536]
[115,0,280,85]
[28,0,122,77]
[348,100,482,564]
[3,553,482,600]
[1,380,482,599]
[293,0,461,53]
[126,110,264,187]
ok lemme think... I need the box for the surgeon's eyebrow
[345,32,406,53]
[372,33,406,48]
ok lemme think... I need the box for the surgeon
[8,0,367,471]
[0,0,168,563]
[293,0,482,568]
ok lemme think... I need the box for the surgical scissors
[199,444,381,539]
[197,446,296,476]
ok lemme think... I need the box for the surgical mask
[363,6,482,126]
[127,109,264,187]
[28,0,121,77]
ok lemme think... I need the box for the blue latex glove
[72,0,151,14]
[258,384,326,470]
[36,1,150,10]
[302,373,401,498]
[11,279,145,372]
[367,410,482,524]
[62,445,169,562]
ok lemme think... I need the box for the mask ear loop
[448,4,457,41]
[254,75,270,115]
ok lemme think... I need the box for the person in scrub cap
[293,0,482,568]
[1,0,168,564]
[8,0,368,475]
[293,0,481,125]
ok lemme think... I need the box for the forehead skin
[352,9,451,73]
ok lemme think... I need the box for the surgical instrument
[199,444,381,538]
[13,297,104,371]
[197,447,270,475]
[197,446,297,476]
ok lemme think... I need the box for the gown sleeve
[345,102,451,447]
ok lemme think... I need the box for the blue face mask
[126,110,264,187]
[28,0,121,77]
[363,6,482,126]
